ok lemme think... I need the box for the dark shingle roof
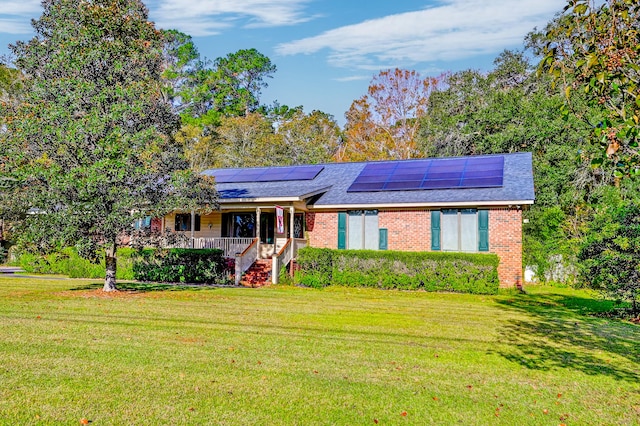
[201,152,535,208]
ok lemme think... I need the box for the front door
[260,213,275,244]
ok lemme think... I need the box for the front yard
[0,277,638,425]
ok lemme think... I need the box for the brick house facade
[307,208,523,287]
[168,152,534,288]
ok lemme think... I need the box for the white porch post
[289,206,295,277]
[256,207,261,260]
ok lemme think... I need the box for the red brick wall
[488,208,523,287]
[378,210,431,251]
[306,212,338,249]
[305,208,523,287]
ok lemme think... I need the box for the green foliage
[132,248,229,284]
[180,110,342,170]
[418,50,611,284]
[277,265,293,286]
[539,0,640,177]
[212,48,276,117]
[0,0,217,290]
[579,197,640,313]
[295,248,334,289]
[16,247,137,279]
[295,247,499,294]
[0,63,23,103]
[524,205,578,283]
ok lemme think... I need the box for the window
[293,213,305,239]
[222,213,256,238]
[174,213,201,232]
[338,210,379,250]
[431,209,488,252]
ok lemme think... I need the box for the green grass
[0,278,638,425]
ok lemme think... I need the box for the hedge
[16,247,137,279]
[132,248,229,284]
[295,247,500,294]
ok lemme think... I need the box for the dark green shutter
[379,228,388,250]
[195,214,201,232]
[338,212,347,249]
[478,210,489,251]
[431,210,441,251]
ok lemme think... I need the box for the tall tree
[209,113,281,168]
[579,192,640,314]
[539,0,640,177]
[418,50,609,281]
[1,0,216,291]
[212,48,276,117]
[278,110,342,165]
[342,69,439,161]
[160,29,201,115]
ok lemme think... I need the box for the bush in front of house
[16,247,137,279]
[132,248,229,284]
[295,247,500,294]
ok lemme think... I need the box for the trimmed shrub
[133,248,228,284]
[295,247,499,294]
[295,248,333,289]
[16,247,137,279]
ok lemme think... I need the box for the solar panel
[347,156,504,192]
[211,165,324,183]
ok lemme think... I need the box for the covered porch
[161,204,308,285]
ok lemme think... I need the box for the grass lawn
[0,277,638,425]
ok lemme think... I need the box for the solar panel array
[347,156,504,192]
[210,165,324,184]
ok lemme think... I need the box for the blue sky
[0,0,563,125]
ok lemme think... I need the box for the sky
[0,0,564,125]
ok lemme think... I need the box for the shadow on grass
[493,291,640,382]
[70,281,227,292]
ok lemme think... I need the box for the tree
[579,194,640,314]
[160,29,201,115]
[212,48,276,117]
[0,64,23,104]
[0,63,26,244]
[417,50,609,282]
[278,110,342,164]
[1,0,216,291]
[539,0,640,177]
[209,113,281,168]
[342,69,439,161]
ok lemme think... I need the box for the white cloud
[148,0,315,36]
[0,0,42,34]
[276,0,561,68]
[333,75,370,82]
[0,19,32,35]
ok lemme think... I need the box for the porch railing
[272,238,293,285]
[189,237,255,258]
[235,238,259,286]
[271,238,309,284]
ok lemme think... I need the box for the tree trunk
[103,242,117,292]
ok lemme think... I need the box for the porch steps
[240,260,272,287]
